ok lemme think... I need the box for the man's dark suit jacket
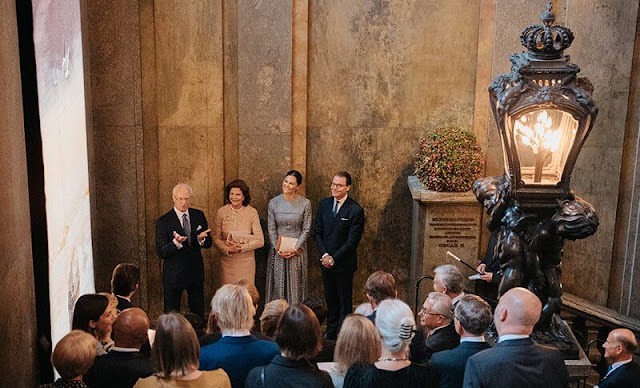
[430,341,491,388]
[83,350,154,388]
[115,295,132,311]
[313,196,365,273]
[410,322,461,364]
[156,208,212,288]
[597,360,640,387]
[463,338,568,388]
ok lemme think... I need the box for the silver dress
[265,194,312,304]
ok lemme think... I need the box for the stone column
[0,0,38,383]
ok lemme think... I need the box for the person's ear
[499,308,508,322]
[89,320,97,329]
[393,290,398,298]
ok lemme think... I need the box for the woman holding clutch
[214,179,264,284]
[266,170,312,304]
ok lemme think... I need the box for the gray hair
[172,183,193,197]
[427,292,454,320]
[375,299,415,353]
[434,264,464,294]
[211,284,255,332]
[454,295,492,335]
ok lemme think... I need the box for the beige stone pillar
[0,0,38,383]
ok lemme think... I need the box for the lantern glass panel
[510,109,578,185]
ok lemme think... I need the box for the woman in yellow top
[134,313,230,388]
[214,179,264,284]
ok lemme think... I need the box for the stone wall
[83,0,640,318]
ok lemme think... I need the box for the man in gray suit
[463,287,568,388]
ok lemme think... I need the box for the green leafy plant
[414,128,484,192]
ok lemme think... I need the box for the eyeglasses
[419,306,444,317]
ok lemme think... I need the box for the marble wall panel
[0,0,37,383]
[33,0,95,349]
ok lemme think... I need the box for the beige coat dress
[213,204,264,284]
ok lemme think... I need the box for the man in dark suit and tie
[596,328,640,387]
[314,171,365,340]
[430,295,492,388]
[410,291,460,364]
[463,287,569,388]
[156,183,212,319]
[84,308,154,387]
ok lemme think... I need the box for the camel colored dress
[213,204,264,284]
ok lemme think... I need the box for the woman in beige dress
[213,180,264,284]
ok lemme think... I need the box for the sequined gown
[266,194,312,304]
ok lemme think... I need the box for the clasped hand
[225,239,243,255]
[278,247,303,259]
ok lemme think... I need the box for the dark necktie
[183,213,191,244]
[333,200,339,217]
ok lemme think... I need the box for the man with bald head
[156,183,212,318]
[596,328,640,387]
[463,287,568,388]
[84,308,154,387]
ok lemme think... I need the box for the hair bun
[399,317,415,340]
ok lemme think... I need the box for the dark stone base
[531,315,580,359]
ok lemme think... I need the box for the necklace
[377,357,409,362]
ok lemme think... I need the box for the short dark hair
[454,295,492,335]
[276,304,322,360]
[365,271,396,304]
[286,170,303,185]
[302,295,328,324]
[335,171,352,186]
[224,179,251,206]
[72,294,109,335]
[111,263,140,296]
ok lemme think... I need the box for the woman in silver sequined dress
[265,170,312,304]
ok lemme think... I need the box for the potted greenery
[414,128,484,192]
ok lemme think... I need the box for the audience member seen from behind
[259,299,289,339]
[596,328,640,387]
[245,304,333,388]
[111,263,140,311]
[200,284,279,388]
[84,308,154,388]
[344,299,438,388]
[433,264,465,306]
[134,313,231,388]
[213,180,264,285]
[430,295,492,388]
[364,270,397,323]
[72,293,119,355]
[304,295,335,363]
[410,292,459,364]
[463,287,569,388]
[42,330,96,388]
[317,315,381,388]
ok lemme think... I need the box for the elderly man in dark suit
[431,295,492,388]
[463,287,568,388]
[314,171,365,340]
[596,328,640,387]
[156,183,212,319]
[84,308,154,387]
[410,291,460,364]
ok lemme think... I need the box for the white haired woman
[343,299,438,388]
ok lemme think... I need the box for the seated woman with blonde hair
[259,299,289,339]
[200,284,279,387]
[343,299,438,388]
[41,330,96,387]
[317,314,381,388]
[134,313,230,388]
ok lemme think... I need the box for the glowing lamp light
[489,4,597,207]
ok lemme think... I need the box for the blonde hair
[98,292,119,312]
[334,315,381,373]
[51,330,97,380]
[152,313,200,377]
[260,299,288,337]
[211,284,255,331]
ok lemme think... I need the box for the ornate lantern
[490,3,597,208]
[474,3,599,340]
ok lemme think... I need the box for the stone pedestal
[408,176,482,308]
